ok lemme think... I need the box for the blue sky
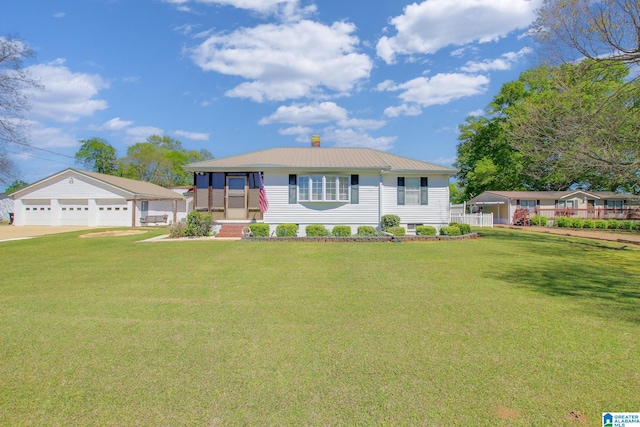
[2,0,541,188]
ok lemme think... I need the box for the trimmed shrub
[530,215,548,226]
[332,225,352,237]
[249,223,270,237]
[619,220,634,230]
[594,219,608,229]
[555,217,571,228]
[357,225,376,236]
[456,223,471,235]
[185,210,214,237]
[582,219,596,229]
[607,220,620,229]
[276,223,297,237]
[440,225,461,236]
[381,214,400,231]
[306,224,330,237]
[416,225,437,236]
[633,221,640,231]
[570,218,583,228]
[387,226,406,236]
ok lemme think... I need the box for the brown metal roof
[470,190,640,202]
[184,147,457,174]
[12,168,183,200]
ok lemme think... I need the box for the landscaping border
[243,232,479,242]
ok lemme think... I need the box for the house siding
[381,174,450,227]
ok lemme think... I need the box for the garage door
[23,200,52,225]
[96,199,129,226]
[59,200,89,226]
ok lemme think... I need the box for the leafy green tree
[75,137,119,174]
[448,182,465,204]
[4,179,28,194]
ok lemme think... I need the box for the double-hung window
[297,175,350,202]
[397,177,428,205]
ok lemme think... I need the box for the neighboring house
[183,139,457,236]
[11,168,184,227]
[469,190,640,225]
[0,193,14,223]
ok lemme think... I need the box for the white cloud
[337,118,386,130]
[383,104,423,118]
[125,126,164,143]
[26,121,78,149]
[53,12,66,18]
[324,128,396,151]
[467,109,485,117]
[190,20,372,102]
[26,59,109,123]
[381,73,490,117]
[259,102,348,125]
[173,130,210,141]
[278,126,313,136]
[460,47,532,73]
[376,0,541,63]
[165,0,314,19]
[89,117,134,132]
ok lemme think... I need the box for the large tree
[534,0,640,67]
[0,36,41,185]
[75,137,119,174]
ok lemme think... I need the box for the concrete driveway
[0,225,93,242]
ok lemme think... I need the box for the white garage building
[11,168,184,227]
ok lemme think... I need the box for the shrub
[554,217,571,228]
[381,214,400,231]
[357,226,376,236]
[582,219,595,229]
[185,211,214,237]
[607,220,620,229]
[276,223,297,237]
[169,221,187,238]
[633,221,640,231]
[594,219,608,229]
[530,215,548,226]
[306,224,330,237]
[416,225,437,236]
[332,225,352,237]
[249,223,270,237]
[440,225,461,236]
[456,223,471,235]
[387,226,406,236]
[570,218,583,229]
[619,220,633,230]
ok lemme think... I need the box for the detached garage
[11,168,184,227]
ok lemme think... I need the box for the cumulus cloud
[25,121,79,149]
[190,20,372,102]
[125,126,164,143]
[173,130,210,141]
[324,128,396,151]
[380,73,490,117]
[259,102,348,125]
[377,0,541,63]
[89,117,134,132]
[164,0,314,19]
[460,47,532,73]
[337,118,386,130]
[26,59,109,123]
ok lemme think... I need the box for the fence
[450,212,493,227]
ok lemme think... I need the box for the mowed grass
[0,228,638,426]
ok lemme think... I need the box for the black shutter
[351,175,359,204]
[289,174,297,204]
[420,177,428,205]
[397,177,405,205]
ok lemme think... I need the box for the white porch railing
[450,212,494,227]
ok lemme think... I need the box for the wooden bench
[140,214,168,225]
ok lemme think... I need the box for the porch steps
[216,223,249,238]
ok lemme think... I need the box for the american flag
[258,172,269,213]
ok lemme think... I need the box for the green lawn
[1,228,638,426]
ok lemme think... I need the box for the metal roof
[469,190,640,203]
[184,147,457,174]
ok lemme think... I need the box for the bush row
[554,217,640,231]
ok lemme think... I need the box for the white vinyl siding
[382,174,450,226]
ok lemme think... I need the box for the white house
[184,141,457,236]
[11,168,184,227]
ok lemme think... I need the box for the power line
[5,148,76,166]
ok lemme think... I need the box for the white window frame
[298,175,350,202]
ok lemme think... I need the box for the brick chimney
[311,134,321,147]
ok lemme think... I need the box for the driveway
[0,226,93,242]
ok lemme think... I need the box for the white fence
[450,212,494,227]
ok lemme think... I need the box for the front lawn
[0,228,638,425]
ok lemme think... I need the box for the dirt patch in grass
[566,410,588,425]
[494,405,520,420]
[79,230,148,238]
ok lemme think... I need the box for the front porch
[193,172,264,221]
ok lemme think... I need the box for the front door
[226,176,247,219]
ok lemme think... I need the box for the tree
[534,0,640,67]
[119,135,213,187]
[4,179,28,194]
[75,137,119,174]
[0,35,41,185]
